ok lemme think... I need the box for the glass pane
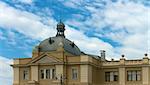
[105,72,110,82]
[114,72,118,81]
[46,69,50,79]
[72,68,78,80]
[137,71,141,81]
[23,70,29,80]
[110,72,114,81]
[127,71,132,81]
[132,71,136,81]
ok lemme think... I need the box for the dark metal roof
[33,22,82,56]
[36,36,81,56]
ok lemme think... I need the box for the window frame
[71,67,78,80]
[127,70,141,81]
[23,69,29,80]
[40,68,56,80]
[105,71,118,82]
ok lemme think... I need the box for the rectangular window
[72,68,78,80]
[40,69,44,79]
[40,68,55,79]
[52,69,56,79]
[105,72,110,82]
[23,70,29,80]
[114,72,118,81]
[127,70,141,81]
[105,71,118,82]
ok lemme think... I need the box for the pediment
[28,54,61,64]
[35,56,59,63]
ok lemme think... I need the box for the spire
[56,20,65,37]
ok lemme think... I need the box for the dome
[38,36,81,55]
[33,22,81,55]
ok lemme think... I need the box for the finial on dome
[56,20,65,37]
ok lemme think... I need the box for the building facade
[11,22,150,85]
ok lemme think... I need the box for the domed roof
[33,22,81,56]
[38,36,81,55]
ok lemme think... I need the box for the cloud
[0,1,57,40]
[65,0,149,59]
[0,0,149,60]
[0,56,13,85]
[65,26,118,59]
[115,33,149,59]
[104,1,149,34]
[103,1,149,59]
[0,1,116,59]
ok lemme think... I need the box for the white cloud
[103,1,149,59]
[65,26,118,59]
[0,56,13,85]
[123,34,148,50]
[0,0,149,60]
[115,33,149,59]
[65,0,149,59]
[104,1,149,34]
[0,1,57,40]
[0,1,117,59]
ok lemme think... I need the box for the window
[72,68,78,80]
[52,69,56,79]
[23,70,29,80]
[105,71,118,82]
[105,72,110,82]
[127,70,141,81]
[41,69,44,79]
[40,68,55,79]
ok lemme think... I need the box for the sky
[0,0,149,85]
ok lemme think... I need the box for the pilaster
[13,67,19,85]
[31,66,39,81]
[56,65,64,77]
[142,67,149,85]
[80,55,92,85]
[80,65,92,85]
[119,67,125,85]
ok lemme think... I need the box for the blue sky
[0,0,149,85]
